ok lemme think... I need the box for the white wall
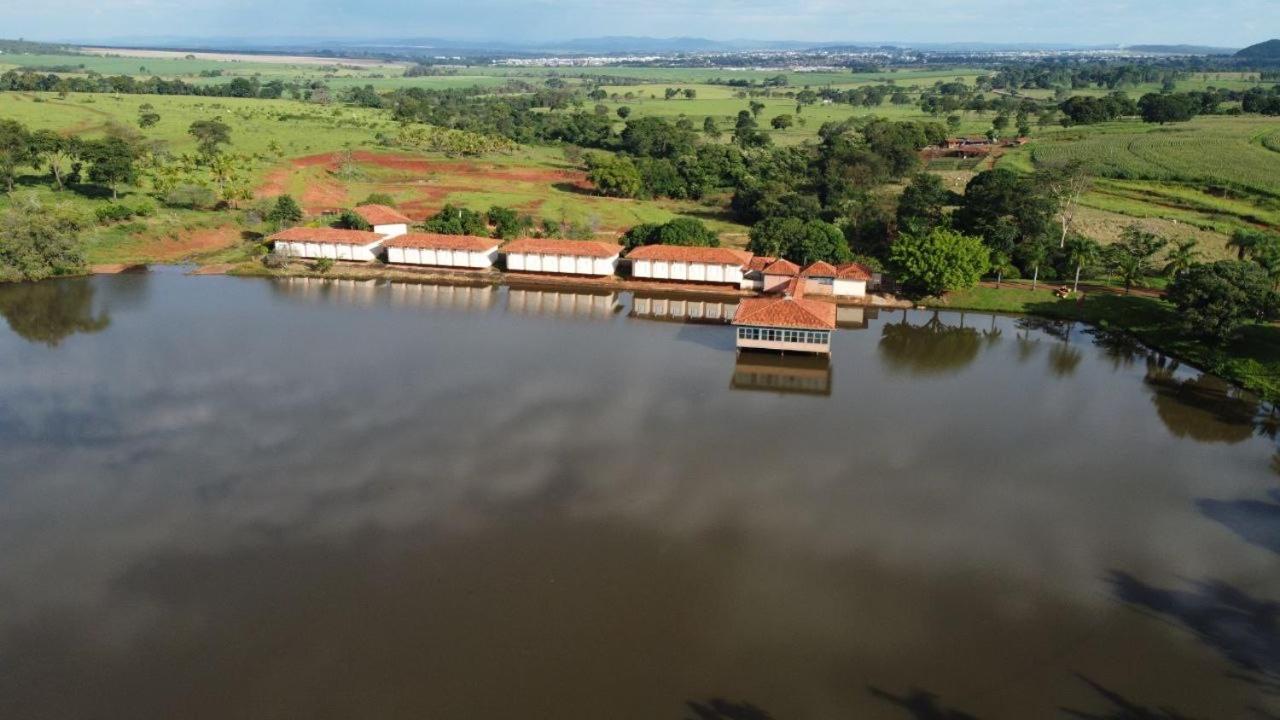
[387,246,498,268]
[373,223,408,239]
[631,260,742,285]
[833,279,867,297]
[278,241,380,262]
[507,252,618,276]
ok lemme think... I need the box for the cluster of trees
[1058,93,1138,125]
[992,61,1186,92]
[0,70,311,100]
[0,195,88,282]
[1242,86,1280,115]
[0,118,143,198]
[622,218,719,250]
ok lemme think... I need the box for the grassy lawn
[928,285,1280,401]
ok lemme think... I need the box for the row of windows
[737,327,830,344]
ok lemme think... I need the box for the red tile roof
[747,256,778,273]
[800,261,838,277]
[733,295,837,330]
[762,258,801,276]
[269,227,384,244]
[835,262,874,281]
[353,204,413,226]
[384,233,499,251]
[502,238,622,258]
[625,245,753,266]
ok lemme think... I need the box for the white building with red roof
[352,204,412,238]
[269,227,388,263]
[503,238,622,277]
[625,244,754,286]
[833,262,874,298]
[384,233,500,269]
[732,278,836,355]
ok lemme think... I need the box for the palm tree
[1227,228,1264,260]
[990,251,1015,288]
[1020,240,1050,292]
[1064,235,1102,294]
[1162,238,1201,278]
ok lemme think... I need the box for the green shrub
[163,184,219,210]
[313,257,335,274]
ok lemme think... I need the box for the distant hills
[1125,44,1237,55]
[1236,38,1280,60]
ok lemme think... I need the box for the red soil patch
[257,167,289,198]
[301,178,348,214]
[127,226,242,262]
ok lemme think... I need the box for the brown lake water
[1,269,1279,719]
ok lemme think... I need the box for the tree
[1064,235,1102,293]
[1227,228,1271,260]
[1018,237,1051,291]
[0,118,33,192]
[138,111,161,129]
[0,195,87,282]
[747,217,852,265]
[683,88,696,100]
[749,101,766,118]
[1105,225,1168,293]
[488,205,533,239]
[702,116,721,140]
[946,114,962,133]
[266,194,304,227]
[187,118,232,157]
[770,114,794,130]
[896,172,954,234]
[1035,159,1091,247]
[29,130,80,191]
[421,204,487,235]
[623,218,719,249]
[616,106,632,120]
[889,227,990,297]
[332,209,372,231]
[953,168,1057,258]
[585,153,643,198]
[1138,93,1199,124]
[1166,261,1279,343]
[989,251,1017,288]
[82,137,139,199]
[1162,238,1202,278]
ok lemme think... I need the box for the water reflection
[730,352,833,396]
[506,286,621,320]
[388,280,499,312]
[685,699,776,720]
[879,310,982,376]
[1145,358,1260,445]
[867,686,980,720]
[631,293,738,324]
[0,278,110,346]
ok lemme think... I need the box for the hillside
[1235,38,1280,60]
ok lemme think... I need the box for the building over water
[384,233,500,269]
[625,245,754,286]
[503,238,622,276]
[732,277,836,355]
[269,227,388,262]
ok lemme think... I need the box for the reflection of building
[506,287,621,319]
[631,294,738,324]
[503,238,622,277]
[732,278,836,354]
[837,305,878,329]
[626,245,753,286]
[387,281,498,312]
[384,233,500,269]
[352,204,412,238]
[270,227,387,262]
[731,352,833,396]
[275,276,381,306]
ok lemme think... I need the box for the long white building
[503,238,621,277]
[384,233,500,269]
[625,245,754,286]
[269,227,387,262]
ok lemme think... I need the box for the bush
[360,192,395,206]
[889,227,990,297]
[263,252,289,269]
[313,257,335,274]
[0,197,87,282]
[1166,260,1279,343]
[163,184,219,210]
[94,204,135,223]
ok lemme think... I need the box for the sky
[6,0,1277,48]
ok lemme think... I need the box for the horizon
[7,0,1275,49]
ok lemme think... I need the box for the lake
[1,269,1278,719]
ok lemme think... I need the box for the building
[833,262,874,298]
[760,258,801,293]
[503,238,621,277]
[352,204,413,238]
[799,261,838,296]
[732,278,836,355]
[625,245,753,286]
[384,233,500,269]
[269,227,388,262]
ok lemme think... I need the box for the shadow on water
[0,277,110,347]
[1198,489,1280,556]
[684,698,776,720]
[866,686,981,720]
[879,310,982,377]
[1109,572,1280,694]
[1061,674,1202,720]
